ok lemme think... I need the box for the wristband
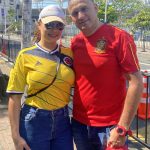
[115,125,132,136]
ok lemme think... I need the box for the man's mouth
[48,34,58,38]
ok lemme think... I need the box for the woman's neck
[38,40,58,52]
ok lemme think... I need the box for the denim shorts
[19,104,74,150]
[71,118,128,150]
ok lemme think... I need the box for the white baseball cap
[38,5,65,24]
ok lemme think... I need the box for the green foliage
[126,7,150,33]
[7,20,22,33]
[96,0,118,23]
[110,0,144,25]
[94,0,145,26]
[6,8,21,34]
[7,8,15,23]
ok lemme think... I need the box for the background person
[68,0,143,149]
[7,5,74,150]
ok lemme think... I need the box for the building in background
[0,0,20,33]
[143,0,150,5]
[0,0,73,34]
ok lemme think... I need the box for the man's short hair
[68,0,94,5]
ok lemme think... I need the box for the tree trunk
[21,0,32,49]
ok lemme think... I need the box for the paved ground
[0,47,150,149]
[0,101,14,150]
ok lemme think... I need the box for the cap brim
[41,16,65,24]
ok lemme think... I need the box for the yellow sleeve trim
[129,43,140,70]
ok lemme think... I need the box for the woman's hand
[13,135,31,150]
[8,95,30,150]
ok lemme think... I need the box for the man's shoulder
[103,24,118,32]
[103,24,131,40]
[72,32,84,42]
[107,24,129,35]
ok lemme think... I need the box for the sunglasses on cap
[45,21,65,30]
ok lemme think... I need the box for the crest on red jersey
[95,38,107,53]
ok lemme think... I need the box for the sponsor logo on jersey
[35,61,42,66]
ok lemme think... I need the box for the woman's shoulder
[19,45,37,55]
[60,46,73,58]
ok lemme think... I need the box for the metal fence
[135,41,150,51]
[0,34,21,62]
[130,71,150,149]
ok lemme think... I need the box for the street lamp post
[3,0,7,35]
[104,0,108,23]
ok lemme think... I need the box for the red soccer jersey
[71,24,140,126]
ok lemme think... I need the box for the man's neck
[83,21,103,37]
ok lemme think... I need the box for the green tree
[7,8,15,24]
[95,0,118,23]
[95,0,144,25]
[126,7,150,34]
[110,0,144,25]
[6,8,21,33]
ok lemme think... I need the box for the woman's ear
[36,21,41,30]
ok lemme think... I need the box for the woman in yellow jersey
[7,5,74,150]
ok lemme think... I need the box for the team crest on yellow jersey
[95,38,107,54]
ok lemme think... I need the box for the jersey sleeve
[70,37,75,52]
[7,51,26,94]
[116,32,140,73]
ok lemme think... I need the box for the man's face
[68,0,98,34]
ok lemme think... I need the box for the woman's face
[38,21,64,43]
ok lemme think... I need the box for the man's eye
[81,7,88,12]
[72,11,78,17]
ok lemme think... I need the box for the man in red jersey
[68,0,143,149]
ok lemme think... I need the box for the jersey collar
[35,43,59,54]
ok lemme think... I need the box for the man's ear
[94,3,99,13]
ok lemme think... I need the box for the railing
[135,41,150,51]
[0,34,21,62]
[130,71,150,149]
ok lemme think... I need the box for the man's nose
[78,11,85,19]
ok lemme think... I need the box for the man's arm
[118,71,143,128]
[108,71,143,148]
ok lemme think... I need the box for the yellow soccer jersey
[7,44,75,110]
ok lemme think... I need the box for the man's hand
[107,128,126,149]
